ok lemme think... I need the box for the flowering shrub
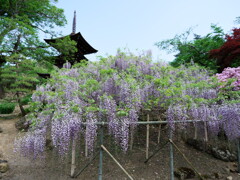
[216,67,240,91]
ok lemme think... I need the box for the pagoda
[44,11,98,68]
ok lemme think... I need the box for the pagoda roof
[44,32,98,55]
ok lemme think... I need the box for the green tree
[0,54,47,115]
[0,0,67,100]
[155,25,225,72]
[0,0,66,60]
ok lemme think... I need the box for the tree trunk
[0,84,5,99]
[16,92,26,116]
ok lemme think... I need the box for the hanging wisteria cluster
[15,50,240,158]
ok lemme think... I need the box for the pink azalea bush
[216,67,240,91]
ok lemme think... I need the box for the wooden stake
[157,115,161,144]
[74,151,99,178]
[85,139,88,157]
[146,113,150,159]
[130,127,134,151]
[70,138,77,177]
[237,139,240,173]
[204,121,208,142]
[98,126,104,180]
[169,139,205,180]
[194,123,198,139]
[169,130,174,180]
[157,124,162,144]
[101,145,134,180]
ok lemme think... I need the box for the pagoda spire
[43,10,98,70]
[72,11,76,34]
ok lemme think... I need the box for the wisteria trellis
[15,51,240,158]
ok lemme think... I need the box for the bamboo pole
[157,115,161,144]
[98,126,104,180]
[70,138,77,177]
[85,139,88,157]
[130,126,134,151]
[72,119,220,179]
[237,139,240,173]
[74,151,99,178]
[144,140,169,164]
[157,124,162,144]
[203,121,208,142]
[81,119,215,126]
[169,130,174,180]
[194,123,198,139]
[101,145,134,180]
[146,113,150,159]
[169,139,205,180]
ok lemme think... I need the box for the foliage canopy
[155,25,225,72]
[0,0,66,61]
[210,28,240,72]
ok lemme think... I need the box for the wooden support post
[101,145,134,180]
[74,151,99,178]
[157,116,161,144]
[70,138,77,177]
[144,140,169,164]
[169,139,205,180]
[85,139,88,157]
[204,121,208,142]
[130,127,134,151]
[169,130,174,180]
[146,113,150,159]
[194,123,198,140]
[98,126,104,180]
[238,139,240,173]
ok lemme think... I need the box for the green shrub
[0,102,15,114]
[20,94,32,105]
[24,107,31,114]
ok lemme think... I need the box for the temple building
[44,11,98,68]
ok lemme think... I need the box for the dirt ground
[0,114,240,180]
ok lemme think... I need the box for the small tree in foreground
[0,54,47,115]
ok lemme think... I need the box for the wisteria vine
[15,50,240,158]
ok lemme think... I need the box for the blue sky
[51,0,240,62]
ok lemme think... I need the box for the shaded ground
[0,115,240,180]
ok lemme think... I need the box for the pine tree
[0,54,43,115]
